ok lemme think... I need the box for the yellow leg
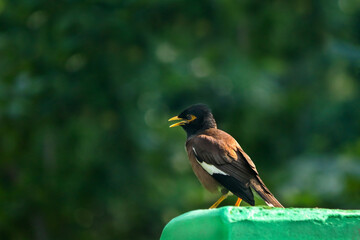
[235,197,242,207]
[209,193,230,209]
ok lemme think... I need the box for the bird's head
[168,104,217,137]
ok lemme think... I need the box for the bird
[168,103,284,208]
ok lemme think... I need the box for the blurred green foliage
[0,0,360,239]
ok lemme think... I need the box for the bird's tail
[249,176,284,208]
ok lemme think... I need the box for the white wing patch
[192,147,229,176]
[192,147,198,156]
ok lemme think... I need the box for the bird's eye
[186,114,192,120]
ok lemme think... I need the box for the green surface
[160,207,360,240]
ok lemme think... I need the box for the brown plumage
[169,104,284,208]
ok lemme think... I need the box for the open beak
[168,116,186,128]
[168,115,197,128]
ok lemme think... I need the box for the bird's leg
[209,193,230,209]
[235,197,242,207]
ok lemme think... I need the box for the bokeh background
[1,0,360,239]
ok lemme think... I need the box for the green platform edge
[160,206,360,240]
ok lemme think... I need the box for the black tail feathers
[249,177,284,208]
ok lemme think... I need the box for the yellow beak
[168,115,197,128]
[168,116,186,128]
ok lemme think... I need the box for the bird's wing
[187,132,258,205]
[189,133,258,179]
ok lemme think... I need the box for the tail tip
[265,200,284,208]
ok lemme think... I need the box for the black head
[168,104,217,137]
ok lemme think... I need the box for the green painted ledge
[160,207,360,240]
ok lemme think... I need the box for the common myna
[169,104,284,208]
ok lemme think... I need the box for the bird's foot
[209,193,230,209]
[235,197,242,207]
